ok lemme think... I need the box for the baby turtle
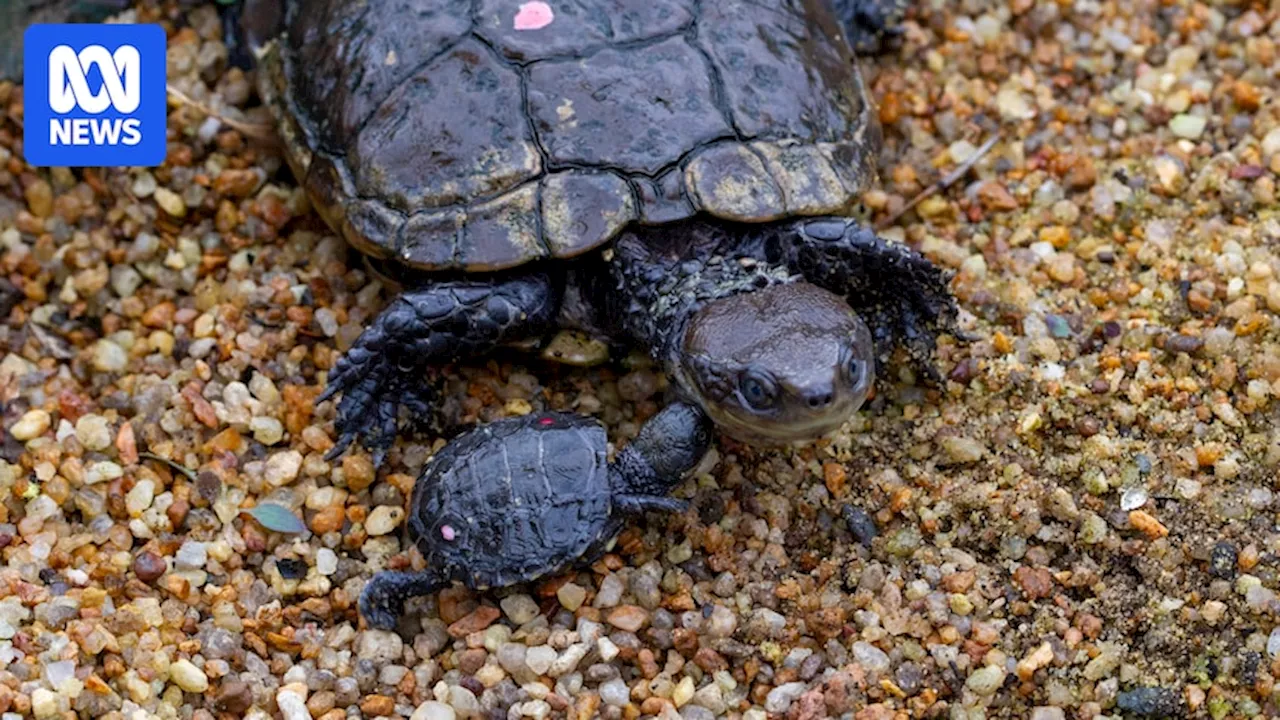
[255,0,958,463]
[360,401,712,630]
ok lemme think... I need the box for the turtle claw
[321,362,436,468]
[359,570,447,631]
[359,576,408,631]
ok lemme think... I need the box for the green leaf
[243,503,306,534]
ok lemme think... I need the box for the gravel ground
[3,1,1280,718]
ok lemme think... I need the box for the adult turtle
[360,401,711,630]
[255,0,956,463]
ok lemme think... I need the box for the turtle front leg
[609,401,712,513]
[319,272,561,465]
[359,570,448,630]
[770,218,958,381]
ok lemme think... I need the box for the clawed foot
[870,269,957,385]
[359,570,446,630]
[358,575,409,631]
[316,275,559,464]
[318,328,437,468]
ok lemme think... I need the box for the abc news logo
[24,24,166,167]
[48,44,144,146]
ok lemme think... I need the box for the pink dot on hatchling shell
[441,525,456,541]
[514,1,554,30]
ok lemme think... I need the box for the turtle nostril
[806,391,834,409]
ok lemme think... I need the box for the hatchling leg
[359,570,448,631]
[609,402,713,513]
[829,0,909,53]
[766,218,958,382]
[319,272,560,465]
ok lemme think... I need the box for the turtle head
[676,282,874,445]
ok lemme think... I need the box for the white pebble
[316,548,338,575]
[84,461,123,485]
[126,479,156,516]
[175,541,208,570]
[170,659,209,692]
[966,665,1006,695]
[153,187,187,217]
[597,636,619,662]
[366,505,405,536]
[276,687,310,720]
[501,594,539,625]
[30,688,58,719]
[548,643,587,677]
[251,416,285,445]
[265,450,303,487]
[10,410,51,441]
[92,339,129,372]
[410,701,457,720]
[1268,627,1280,657]
[74,415,112,451]
[525,645,556,675]
[764,682,807,713]
[599,678,630,707]
[1168,113,1206,139]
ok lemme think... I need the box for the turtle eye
[738,372,778,411]
[848,357,867,387]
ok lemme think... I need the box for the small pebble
[11,410,51,441]
[170,659,210,693]
[365,505,405,536]
[501,594,540,625]
[557,582,587,611]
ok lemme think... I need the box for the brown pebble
[1075,417,1100,437]
[1012,566,1054,600]
[214,680,253,714]
[574,693,601,720]
[310,505,346,534]
[25,178,53,218]
[1234,80,1262,111]
[791,689,827,720]
[694,647,727,672]
[941,570,976,593]
[1165,334,1203,355]
[640,697,671,715]
[142,301,175,329]
[606,605,649,633]
[133,551,167,583]
[181,384,219,428]
[458,648,488,674]
[447,605,501,638]
[359,694,395,716]
[977,181,1019,211]
[214,168,265,197]
[1128,509,1169,539]
[822,463,847,497]
[167,497,190,529]
[1064,156,1097,190]
[343,454,376,492]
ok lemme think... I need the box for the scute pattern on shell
[406,413,619,588]
[263,0,878,271]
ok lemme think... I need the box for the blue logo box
[23,24,167,168]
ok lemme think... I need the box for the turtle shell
[407,412,620,589]
[260,0,878,272]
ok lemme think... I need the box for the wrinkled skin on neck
[674,282,874,445]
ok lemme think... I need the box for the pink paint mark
[441,525,456,541]
[538,417,554,426]
[514,1,554,30]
